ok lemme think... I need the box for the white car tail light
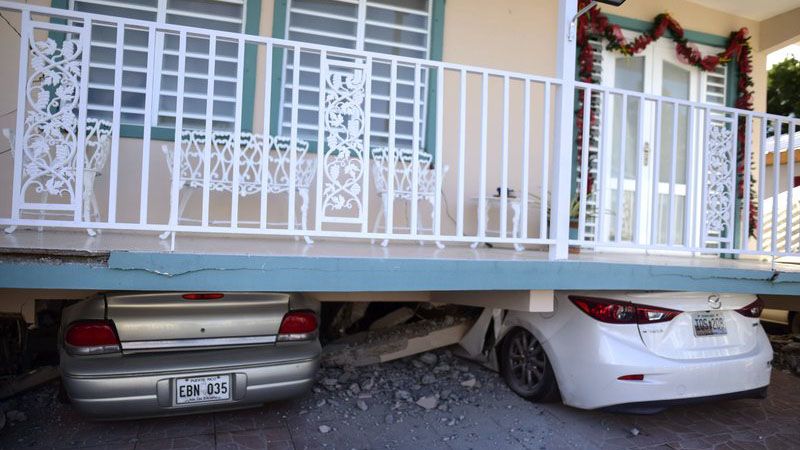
[64,320,121,355]
[569,296,681,325]
[277,311,318,342]
[735,298,764,318]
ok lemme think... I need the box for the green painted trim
[269,0,289,137]
[728,60,742,258]
[424,0,446,154]
[241,0,263,132]
[604,13,730,48]
[0,251,799,294]
[120,125,174,141]
[50,0,68,11]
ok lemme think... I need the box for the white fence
[0,2,798,260]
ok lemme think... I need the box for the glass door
[599,35,702,247]
[650,40,700,246]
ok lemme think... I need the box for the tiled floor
[2,356,799,450]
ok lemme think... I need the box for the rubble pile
[298,347,506,431]
[769,334,800,376]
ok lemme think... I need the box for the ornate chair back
[163,130,266,197]
[266,136,315,193]
[370,147,437,200]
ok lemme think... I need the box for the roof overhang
[685,0,800,22]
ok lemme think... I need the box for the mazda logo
[708,294,721,310]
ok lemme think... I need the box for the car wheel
[791,312,800,335]
[500,327,559,402]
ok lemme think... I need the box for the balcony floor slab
[0,229,799,295]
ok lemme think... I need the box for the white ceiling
[685,0,800,21]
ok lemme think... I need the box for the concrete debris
[395,390,412,401]
[0,366,59,400]
[348,383,361,395]
[318,425,331,434]
[419,352,438,365]
[322,318,473,368]
[416,395,439,410]
[421,374,437,385]
[629,427,640,437]
[369,307,416,331]
[356,400,368,411]
[460,378,477,388]
[384,413,395,424]
[321,378,338,387]
[360,378,375,391]
[432,364,450,374]
[6,410,27,422]
[769,334,800,376]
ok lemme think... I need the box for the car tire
[791,312,800,335]
[499,327,559,402]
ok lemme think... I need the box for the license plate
[175,375,231,405]
[692,312,727,337]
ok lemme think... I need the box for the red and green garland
[575,1,757,235]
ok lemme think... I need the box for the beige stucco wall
[0,0,776,241]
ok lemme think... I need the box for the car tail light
[735,298,764,318]
[635,305,681,324]
[64,320,121,355]
[182,293,225,300]
[617,374,644,381]
[569,296,636,324]
[569,296,681,325]
[278,311,318,342]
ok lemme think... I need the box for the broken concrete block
[460,378,477,388]
[356,400,368,411]
[416,395,439,410]
[360,378,375,391]
[421,374,437,385]
[369,307,415,331]
[319,425,331,433]
[322,319,473,368]
[419,352,438,365]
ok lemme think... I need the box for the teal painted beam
[1,252,800,295]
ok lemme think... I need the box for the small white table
[470,196,533,252]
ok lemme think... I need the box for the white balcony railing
[0,2,798,261]
[570,82,800,259]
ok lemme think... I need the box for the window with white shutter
[280,0,432,148]
[69,0,248,132]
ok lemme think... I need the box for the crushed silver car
[59,292,320,419]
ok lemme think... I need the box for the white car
[497,292,772,413]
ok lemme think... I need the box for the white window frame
[68,0,249,132]
[279,0,434,148]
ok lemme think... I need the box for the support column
[549,0,579,260]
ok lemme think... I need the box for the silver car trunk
[106,292,289,351]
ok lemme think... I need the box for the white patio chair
[161,130,316,243]
[267,136,318,243]
[370,147,448,248]
[3,118,113,236]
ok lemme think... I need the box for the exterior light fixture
[569,0,627,41]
